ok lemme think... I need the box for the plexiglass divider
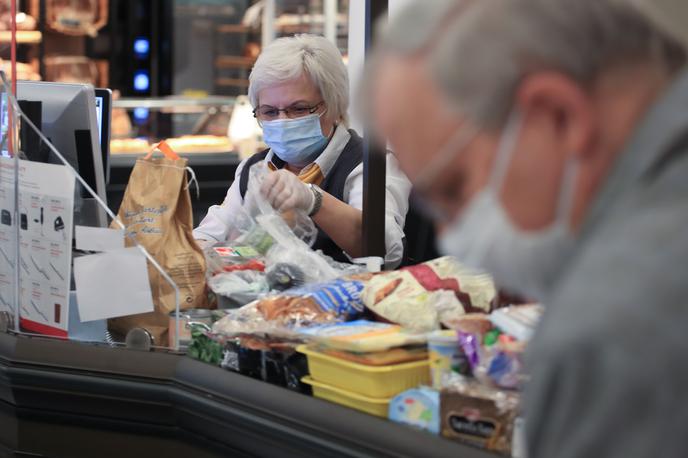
[0,73,20,335]
[0,71,183,351]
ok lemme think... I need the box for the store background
[2,0,436,263]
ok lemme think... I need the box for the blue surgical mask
[261,113,329,165]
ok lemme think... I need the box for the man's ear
[515,72,596,160]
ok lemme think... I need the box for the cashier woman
[193,34,410,268]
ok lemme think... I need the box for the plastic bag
[212,277,369,337]
[208,270,269,307]
[362,257,497,332]
[204,243,264,278]
[245,163,317,246]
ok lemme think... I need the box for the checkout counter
[0,330,494,458]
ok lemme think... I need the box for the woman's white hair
[248,34,349,125]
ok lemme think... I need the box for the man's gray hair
[428,0,687,128]
[375,0,687,129]
[248,34,349,125]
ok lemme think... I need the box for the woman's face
[256,73,337,136]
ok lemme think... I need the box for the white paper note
[74,247,154,322]
[75,225,125,252]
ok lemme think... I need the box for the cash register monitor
[16,81,107,227]
[94,88,112,184]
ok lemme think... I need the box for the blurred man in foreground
[371,0,688,456]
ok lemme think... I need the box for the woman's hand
[260,169,315,213]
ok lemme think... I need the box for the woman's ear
[516,72,596,160]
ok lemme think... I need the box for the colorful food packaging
[427,330,466,388]
[389,387,441,435]
[299,320,427,353]
[361,257,497,332]
[440,377,520,456]
[212,278,368,337]
[489,304,544,341]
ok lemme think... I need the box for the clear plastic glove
[260,169,315,213]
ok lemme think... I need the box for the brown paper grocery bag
[109,141,208,346]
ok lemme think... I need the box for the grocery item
[389,387,441,434]
[485,351,523,390]
[109,141,207,345]
[362,257,497,332]
[483,329,502,347]
[168,308,213,348]
[299,320,427,353]
[318,346,428,367]
[298,345,430,398]
[428,330,466,389]
[207,270,268,309]
[458,332,482,374]
[443,313,494,336]
[302,376,391,417]
[440,377,520,456]
[266,263,306,291]
[212,277,368,336]
[187,324,224,365]
[489,304,543,341]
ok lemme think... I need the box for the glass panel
[0,71,183,351]
[0,73,20,334]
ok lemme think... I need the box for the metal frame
[361,0,388,258]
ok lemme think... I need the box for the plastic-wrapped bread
[361,257,497,332]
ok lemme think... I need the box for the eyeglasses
[253,101,325,122]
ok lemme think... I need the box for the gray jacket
[525,70,688,458]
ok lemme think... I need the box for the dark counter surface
[0,331,495,458]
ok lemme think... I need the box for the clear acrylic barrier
[0,74,19,335]
[0,71,185,352]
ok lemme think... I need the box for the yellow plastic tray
[302,376,391,418]
[297,345,430,398]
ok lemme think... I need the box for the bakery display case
[107,96,261,225]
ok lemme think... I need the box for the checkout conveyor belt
[0,332,495,458]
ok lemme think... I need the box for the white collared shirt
[193,125,411,268]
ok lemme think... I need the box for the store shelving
[0,30,42,44]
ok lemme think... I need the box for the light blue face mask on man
[261,113,330,165]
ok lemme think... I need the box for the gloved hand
[260,169,315,213]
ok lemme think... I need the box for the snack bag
[109,141,207,345]
[362,257,496,332]
[212,278,367,337]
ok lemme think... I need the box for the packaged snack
[458,332,481,374]
[212,278,367,336]
[299,320,427,353]
[389,387,441,435]
[440,375,520,456]
[486,351,522,390]
[489,304,544,341]
[362,257,497,332]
